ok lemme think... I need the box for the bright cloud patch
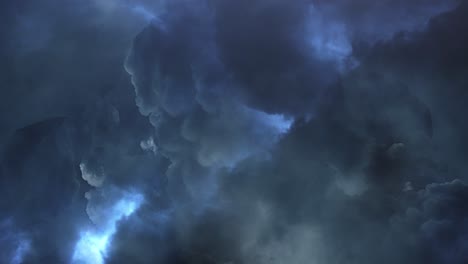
[72,192,144,264]
[0,219,31,264]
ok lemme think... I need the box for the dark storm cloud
[391,180,468,263]
[0,0,155,145]
[211,0,339,114]
[0,117,88,262]
[210,0,460,114]
[108,1,468,264]
[351,0,468,182]
[207,2,468,263]
[2,0,468,263]
[313,0,459,42]
[124,1,294,211]
[0,0,163,262]
[123,0,460,116]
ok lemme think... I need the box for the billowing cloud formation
[0,219,31,264]
[113,1,468,263]
[125,10,294,206]
[313,0,459,41]
[80,162,106,187]
[1,0,468,263]
[73,189,143,264]
[391,180,468,263]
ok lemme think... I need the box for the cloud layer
[1,0,468,263]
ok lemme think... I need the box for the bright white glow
[72,192,143,264]
[243,105,294,136]
[114,198,141,219]
[73,230,110,264]
[196,106,293,169]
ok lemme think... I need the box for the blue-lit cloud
[130,5,157,22]
[0,219,31,264]
[1,0,468,263]
[72,191,143,264]
[305,4,354,70]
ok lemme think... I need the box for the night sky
[1,0,468,263]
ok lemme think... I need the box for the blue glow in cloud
[306,5,354,71]
[131,5,157,22]
[72,192,144,264]
[11,238,31,264]
[260,113,294,135]
[91,0,165,26]
[126,3,167,30]
[0,219,31,264]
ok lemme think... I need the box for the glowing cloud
[306,5,353,71]
[11,236,31,264]
[0,219,31,264]
[72,192,143,264]
[130,5,157,22]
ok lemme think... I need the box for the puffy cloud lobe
[80,162,106,187]
[140,136,158,153]
[0,219,31,264]
[391,180,468,263]
[125,17,293,206]
[73,188,144,264]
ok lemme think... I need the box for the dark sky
[1,0,468,263]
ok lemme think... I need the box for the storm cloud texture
[1,0,468,263]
